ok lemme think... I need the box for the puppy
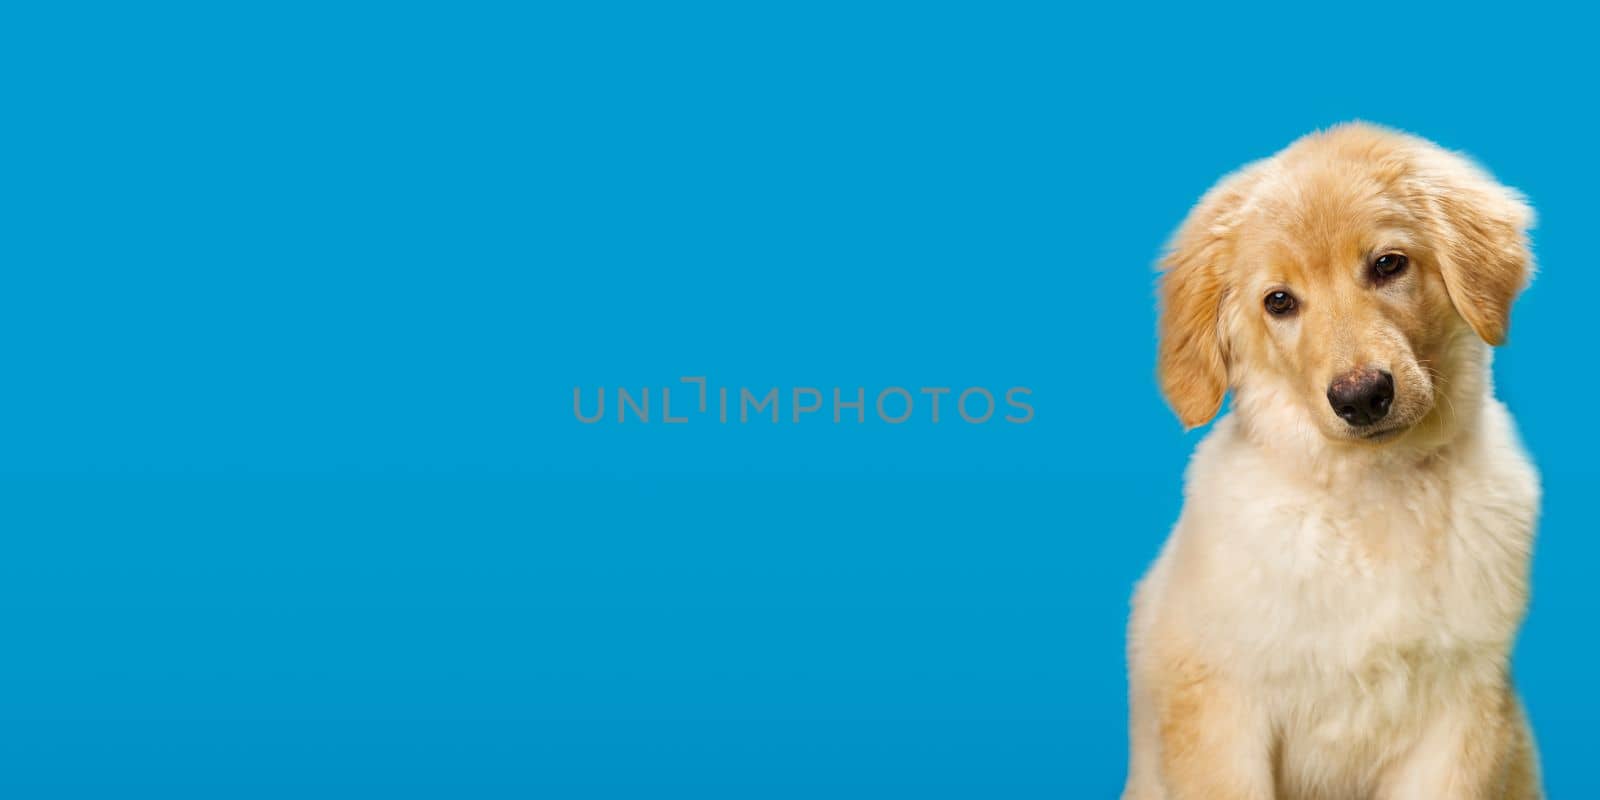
[1123,123,1541,799]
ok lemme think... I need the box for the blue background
[3,2,1595,797]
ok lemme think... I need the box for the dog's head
[1157,123,1533,445]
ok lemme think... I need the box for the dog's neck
[1228,333,1494,488]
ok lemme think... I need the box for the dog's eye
[1373,253,1409,280]
[1264,290,1297,316]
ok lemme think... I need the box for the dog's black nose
[1327,369,1394,427]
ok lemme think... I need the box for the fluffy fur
[1125,123,1541,799]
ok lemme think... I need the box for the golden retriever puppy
[1124,123,1541,800]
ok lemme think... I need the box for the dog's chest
[1208,460,1534,794]
[1195,447,1535,681]
[1141,410,1540,797]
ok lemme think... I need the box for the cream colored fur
[1125,123,1541,799]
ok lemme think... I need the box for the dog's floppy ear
[1407,143,1534,346]
[1158,167,1258,429]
